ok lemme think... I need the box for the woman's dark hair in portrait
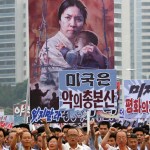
[58,0,87,23]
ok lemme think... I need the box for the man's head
[108,133,116,147]
[98,121,110,138]
[133,127,145,144]
[77,128,84,144]
[20,131,32,149]
[127,133,138,150]
[36,133,42,149]
[66,127,79,146]
[54,128,61,138]
[8,131,17,146]
[116,131,127,147]
[62,125,71,142]
[52,92,57,98]
[35,83,39,89]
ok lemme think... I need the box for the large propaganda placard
[59,69,117,111]
[124,80,150,119]
[29,0,114,123]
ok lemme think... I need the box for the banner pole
[87,110,90,134]
[24,79,29,123]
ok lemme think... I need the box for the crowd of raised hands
[0,118,149,150]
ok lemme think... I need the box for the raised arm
[94,131,101,150]
[58,132,64,150]
[140,135,150,150]
[10,128,23,150]
[101,127,117,150]
[41,117,52,138]
[41,132,48,150]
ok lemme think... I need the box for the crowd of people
[0,118,149,150]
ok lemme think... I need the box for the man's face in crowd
[21,132,32,148]
[63,128,69,142]
[108,137,116,147]
[128,138,138,150]
[116,131,127,147]
[135,131,144,144]
[37,135,42,148]
[99,125,109,138]
[8,132,16,145]
[66,128,79,145]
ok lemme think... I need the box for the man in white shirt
[58,127,84,150]
[127,133,138,150]
[133,127,148,150]
[100,127,131,150]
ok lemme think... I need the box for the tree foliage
[0,80,28,114]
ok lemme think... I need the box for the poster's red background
[29,0,114,83]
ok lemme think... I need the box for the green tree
[0,80,28,114]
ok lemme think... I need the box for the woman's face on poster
[59,6,84,41]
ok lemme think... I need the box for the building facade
[0,0,28,85]
[114,0,150,80]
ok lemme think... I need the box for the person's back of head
[112,122,122,129]
[36,126,45,133]
[34,83,39,89]
[54,127,61,133]
[52,92,57,98]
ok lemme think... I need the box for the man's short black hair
[66,126,79,135]
[109,133,116,140]
[128,133,137,139]
[62,124,71,132]
[18,123,30,131]
[133,127,144,134]
[81,127,87,133]
[54,127,61,132]
[118,126,127,130]
[98,121,111,129]
[112,122,122,129]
